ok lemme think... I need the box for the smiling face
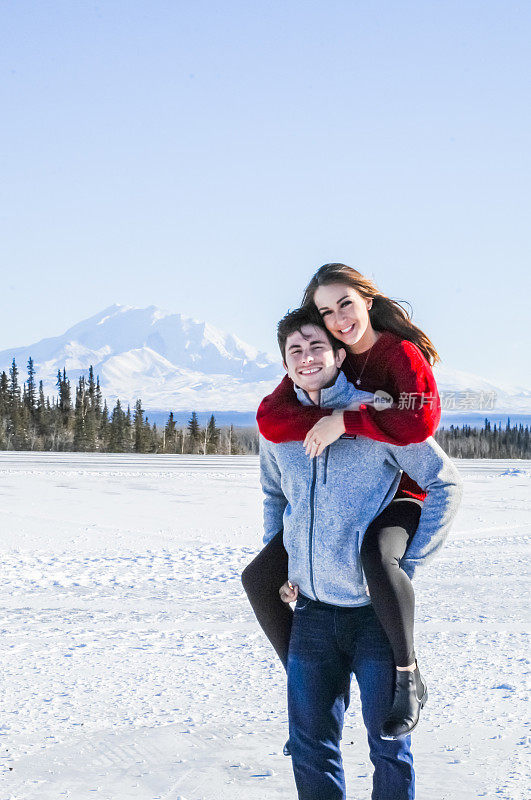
[283,324,346,400]
[313,282,376,353]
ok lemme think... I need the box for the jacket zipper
[323,446,330,485]
[308,457,319,600]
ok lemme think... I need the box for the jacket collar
[294,370,358,409]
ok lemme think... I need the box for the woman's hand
[304,410,346,457]
[279,580,299,603]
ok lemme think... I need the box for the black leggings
[241,499,421,669]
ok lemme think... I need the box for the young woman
[242,262,442,741]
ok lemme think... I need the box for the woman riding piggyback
[243,262,449,742]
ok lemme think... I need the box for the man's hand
[304,410,346,457]
[279,580,299,603]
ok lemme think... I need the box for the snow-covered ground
[0,452,529,800]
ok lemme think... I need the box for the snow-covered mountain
[0,304,530,418]
[0,305,284,412]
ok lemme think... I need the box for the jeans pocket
[294,597,311,612]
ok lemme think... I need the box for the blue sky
[1,1,529,386]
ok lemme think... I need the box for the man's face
[283,324,345,394]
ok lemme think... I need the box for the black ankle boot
[380,662,428,740]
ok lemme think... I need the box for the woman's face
[313,282,373,350]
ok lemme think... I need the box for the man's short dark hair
[277,306,342,362]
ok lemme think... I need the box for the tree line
[434,419,530,459]
[0,357,528,458]
[232,418,530,458]
[0,357,254,454]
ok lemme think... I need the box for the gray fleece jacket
[259,370,463,607]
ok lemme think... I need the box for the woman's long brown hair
[302,263,440,365]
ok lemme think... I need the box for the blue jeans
[287,595,414,800]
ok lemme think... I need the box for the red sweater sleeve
[256,374,333,443]
[342,341,440,445]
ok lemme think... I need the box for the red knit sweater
[256,331,441,501]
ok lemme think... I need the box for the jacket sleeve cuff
[343,408,364,436]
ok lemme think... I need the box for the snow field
[0,453,529,799]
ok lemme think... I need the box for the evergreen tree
[8,358,20,405]
[187,411,200,453]
[95,376,103,416]
[84,369,99,452]
[73,376,89,451]
[35,380,47,444]
[56,367,72,427]
[19,396,32,449]
[109,399,127,452]
[133,399,147,452]
[85,407,97,451]
[87,366,96,410]
[204,414,220,454]
[164,412,177,453]
[0,372,8,415]
[0,372,9,443]
[100,400,110,447]
[8,358,22,439]
[143,416,153,452]
[25,357,37,414]
[125,405,133,451]
[37,380,45,414]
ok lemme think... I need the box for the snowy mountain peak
[0,304,283,411]
[95,304,136,326]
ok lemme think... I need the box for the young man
[258,306,462,800]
